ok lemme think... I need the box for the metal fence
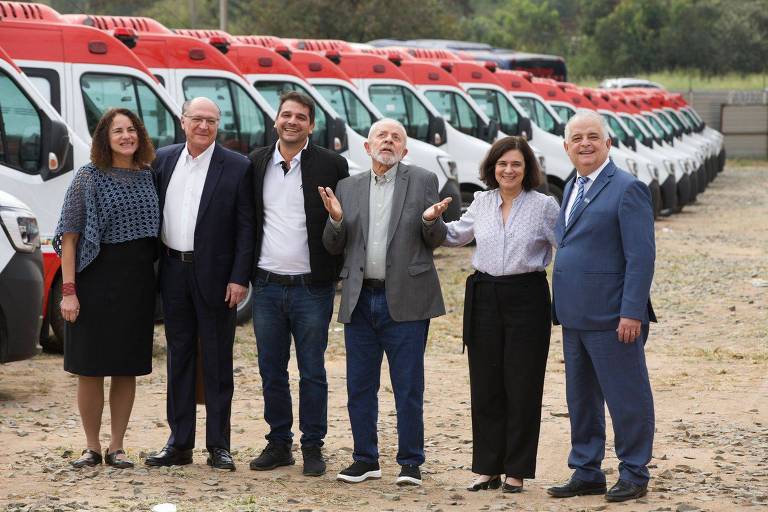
[677,90,768,159]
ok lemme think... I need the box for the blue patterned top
[53,163,160,272]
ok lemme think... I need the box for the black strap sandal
[71,448,103,468]
[105,448,135,469]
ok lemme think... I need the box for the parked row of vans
[0,1,723,358]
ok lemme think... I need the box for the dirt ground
[1,163,766,512]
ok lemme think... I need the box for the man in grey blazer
[319,118,452,486]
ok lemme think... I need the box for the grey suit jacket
[323,162,447,323]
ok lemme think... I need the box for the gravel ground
[1,163,766,512]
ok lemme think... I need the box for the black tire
[651,183,662,219]
[40,276,65,354]
[547,182,564,204]
[236,284,252,325]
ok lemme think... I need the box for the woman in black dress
[55,108,159,469]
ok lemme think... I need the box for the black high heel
[467,475,502,491]
[502,477,524,493]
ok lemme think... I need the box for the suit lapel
[387,163,409,249]
[160,144,185,203]
[564,161,616,234]
[358,172,371,247]
[195,143,225,228]
[558,175,574,230]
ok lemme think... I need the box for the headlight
[436,155,458,180]
[626,158,638,176]
[647,163,659,180]
[0,207,40,253]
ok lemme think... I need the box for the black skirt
[64,237,156,377]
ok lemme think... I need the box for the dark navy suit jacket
[154,142,254,307]
[552,160,656,330]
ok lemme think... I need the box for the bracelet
[62,282,76,296]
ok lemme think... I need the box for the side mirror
[484,119,499,142]
[328,116,348,153]
[554,121,565,137]
[427,115,447,147]
[519,116,533,141]
[40,117,72,182]
[610,135,619,147]
[626,134,637,152]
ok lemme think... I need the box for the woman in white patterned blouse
[442,136,559,493]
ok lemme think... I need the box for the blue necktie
[567,176,589,226]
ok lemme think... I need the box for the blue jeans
[345,286,430,466]
[251,276,334,447]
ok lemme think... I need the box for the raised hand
[318,186,343,222]
[422,197,453,221]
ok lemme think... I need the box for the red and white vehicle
[0,2,183,348]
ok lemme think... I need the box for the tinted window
[0,71,42,174]
[603,114,629,145]
[425,90,484,140]
[468,88,520,135]
[532,98,558,134]
[253,81,327,148]
[81,73,179,149]
[514,96,536,122]
[642,114,669,137]
[620,114,648,144]
[553,105,575,123]
[315,84,375,137]
[183,77,267,154]
[368,84,429,142]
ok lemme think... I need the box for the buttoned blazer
[552,160,657,329]
[154,142,255,307]
[322,162,447,323]
[249,142,349,284]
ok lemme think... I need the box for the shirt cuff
[422,216,437,226]
[330,216,343,230]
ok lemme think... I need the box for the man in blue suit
[548,110,656,502]
[146,97,254,471]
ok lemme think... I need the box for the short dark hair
[90,108,155,170]
[479,135,542,190]
[277,90,315,124]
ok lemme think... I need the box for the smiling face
[564,115,611,176]
[494,149,525,196]
[181,98,220,155]
[275,99,314,147]
[365,120,408,172]
[108,114,138,162]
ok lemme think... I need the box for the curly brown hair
[479,135,542,190]
[90,108,155,170]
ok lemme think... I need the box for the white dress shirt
[444,189,559,276]
[161,142,215,251]
[564,157,610,223]
[258,140,311,275]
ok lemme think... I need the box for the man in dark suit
[547,110,656,502]
[247,91,349,477]
[146,97,254,471]
[319,118,452,487]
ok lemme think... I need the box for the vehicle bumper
[0,250,44,363]
[660,174,677,215]
[440,179,462,222]
[676,173,692,209]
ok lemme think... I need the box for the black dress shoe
[249,441,294,471]
[207,447,236,471]
[606,479,647,502]
[71,448,102,468]
[547,477,607,498]
[502,478,523,493]
[467,475,501,491]
[105,449,134,469]
[144,445,193,467]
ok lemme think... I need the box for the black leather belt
[165,247,194,263]
[256,268,312,286]
[362,279,385,289]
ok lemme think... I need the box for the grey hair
[368,118,407,142]
[564,109,609,142]
[181,97,222,117]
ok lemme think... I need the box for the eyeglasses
[184,115,220,127]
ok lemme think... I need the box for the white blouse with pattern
[444,189,560,276]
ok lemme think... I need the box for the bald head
[182,97,221,117]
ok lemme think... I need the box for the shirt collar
[371,164,398,185]
[577,157,610,184]
[273,139,309,169]
[183,141,215,163]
